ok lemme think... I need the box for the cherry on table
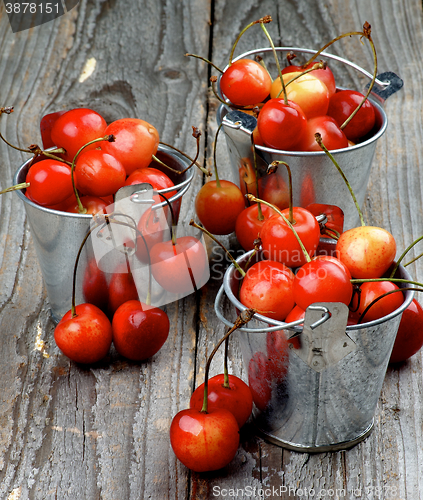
[170,407,240,472]
[111,300,170,361]
[54,303,113,364]
[189,373,253,429]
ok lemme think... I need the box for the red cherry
[150,236,209,294]
[327,90,376,142]
[108,264,139,316]
[355,281,403,323]
[284,306,304,349]
[257,99,307,150]
[293,255,353,311]
[40,110,67,149]
[54,303,112,364]
[297,115,348,152]
[390,299,423,364]
[112,300,169,360]
[270,72,330,119]
[195,180,245,235]
[336,226,397,279]
[189,374,253,429]
[82,258,109,312]
[260,207,321,268]
[235,203,274,251]
[239,260,295,321]
[65,195,109,215]
[26,159,74,207]
[125,167,177,201]
[50,108,107,162]
[282,63,337,97]
[170,408,239,472]
[248,351,272,411]
[101,118,160,175]
[74,149,126,197]
[220,58,272,107]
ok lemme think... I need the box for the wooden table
[1,0,423,498]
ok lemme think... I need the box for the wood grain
[0,0,422,498]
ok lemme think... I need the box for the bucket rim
[217,45,392,156]
[13,143,195,219]
[217,249,415,333]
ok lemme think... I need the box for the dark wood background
[0,0,423,498]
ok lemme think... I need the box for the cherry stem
[156,191,177,246]
[212,123,223,188]
[200,308,256,413]
[70,135,116,214]
[356,286,421,324]
[315,133,366,227]
[302,23,377,131]
[189,219,246,277]
[275,62,327,100]
[70,225,98,318]
[103,213,153,305]
[250,135,264,220]
[259,20,287,105]
[228,16,272,66]
[158,140,210,176]
[247,194,312,263]
[269,161,293,223]
[255,54,273,82]
[223,337,230,388]
[185,53,223,74]
[351,277,423,288]
[0,182,30,195]
[389,234,423,279]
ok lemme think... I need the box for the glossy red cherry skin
[101,118,160,175]
[390,299,423,364]
[54,303,113,364]
[220,58,272,107]
[260,207,321,268]
[297,115,348,152]
[189,374,253,429]
[282,63,337,97]
[327,90,376,142]
[112,300,170,361]
[239,260,295,321]
[50,108,107,162]
[170,408,239,472]
[257,99,307,151]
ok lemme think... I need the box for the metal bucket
[217,47,403,230]
[215,250,414,452]
[14,144,195,323]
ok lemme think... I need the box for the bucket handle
[214,285,331,334]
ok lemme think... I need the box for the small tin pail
[215,250,414,452]
[217,47,403,230]
[14,144,195,323]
